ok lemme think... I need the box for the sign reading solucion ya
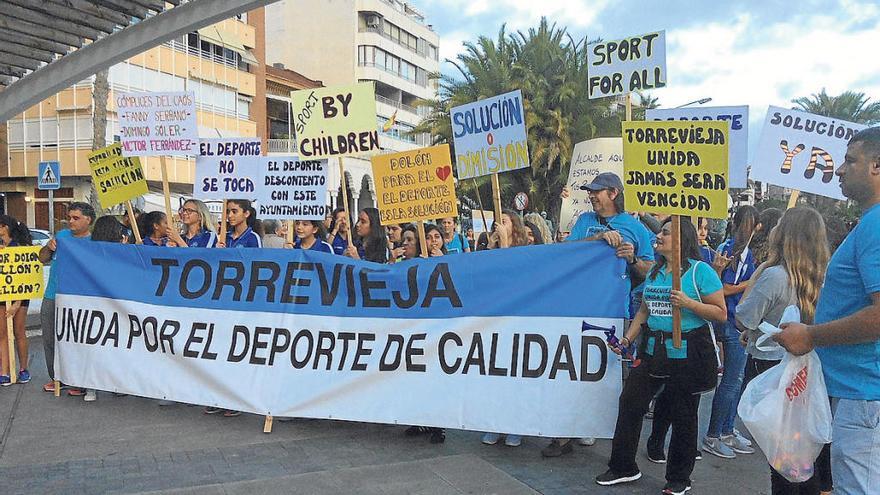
[622,121,729,219]
[752,106,866,201]
[255,157,329,220]
[0,246,44,302]
[558,138,624,232]
[450,90,530,180]
[291,83,380,159]
[194,139,262,200]
[587,31,666,99]
[117,91,199,156]
[646,106,749,188]
[88,143,149,209]
[372,144,458,225]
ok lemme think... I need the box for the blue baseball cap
[580,172,624,191]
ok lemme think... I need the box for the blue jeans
[707,322,747,437]
[831,398,880,494]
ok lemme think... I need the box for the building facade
[0,11,267,228]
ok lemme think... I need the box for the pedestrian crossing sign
[38,161,61,190]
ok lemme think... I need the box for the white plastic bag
[738,351,833,482]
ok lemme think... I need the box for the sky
[414,0,880,149]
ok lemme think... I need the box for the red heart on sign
[436,165,451,181]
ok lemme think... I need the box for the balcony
[268,139,296,154]
[375,94,418,115]
[359,25,427,57]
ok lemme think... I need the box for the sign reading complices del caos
[450,90,530,180]
[117,91,199,156]
[622,121,729,219]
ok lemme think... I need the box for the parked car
[29,228,51,247]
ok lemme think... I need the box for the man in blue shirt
[37,202,94,393]
[776,127,880,494]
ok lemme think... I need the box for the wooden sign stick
[417,220,429,258]
[472,178,489,233]
[126,201,143,244]
[787,190,800,209]
[286,220,295,246]
[159,156,174,224]
[6,301,16,384]
[625,92,633,122]
[671,215,683,349]
[338,157,354,248]
[490,173,502,226]
[219,200,228,245]
[263,415,273,433]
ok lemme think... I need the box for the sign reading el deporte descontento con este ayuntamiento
[255,157,329,220]
[291,83,380,159]
[587,31,666,99]
[450,90,530,180]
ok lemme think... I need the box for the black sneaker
[595,469,641,486]
[695,450,703,461]
[646,441,667,464]
[662,481,692,494]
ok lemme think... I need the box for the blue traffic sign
[38,161,61,190]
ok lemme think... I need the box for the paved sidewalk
[0,336,772,494]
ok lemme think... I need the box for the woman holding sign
[139,211,171,247]
[0,215,33,387]
[327,207,350,256]
[178,199,218,248]
[596,219,726,495]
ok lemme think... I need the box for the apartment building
[0,11,267,228]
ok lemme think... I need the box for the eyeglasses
[178,207,198,215]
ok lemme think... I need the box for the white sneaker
[578,437,596,446]
[481,432,501,445]
[732,429,753,447]
[504,434,522,447]
[84,389,97,402]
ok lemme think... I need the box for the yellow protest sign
[291,82,380,159]
[88,143,148,209]
[371,144,458,225]
[623,121,729,219]
[0,246,44,302]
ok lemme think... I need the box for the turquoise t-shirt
[45,230,90,300]
[642,259,723,358]
[815,203,880,400]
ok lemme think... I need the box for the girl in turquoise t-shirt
[596,219,726,495]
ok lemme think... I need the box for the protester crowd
[0,127,877,495]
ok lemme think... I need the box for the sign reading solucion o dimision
[450,90,530,180]
[587,31,666,99]
[117,91,199,156]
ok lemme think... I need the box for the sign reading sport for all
[372,144,458,225]
[450,90,530,180]
[0,246,44,302]
[117,91,199,156]
[291,83,380,159]
[54,239,628,438]
[622,121,729,219]
[646,106,749,188]
[194,138,262,199]
[751,106,867,200]
[558,138,624,233]
[255,157,329,220]
[588,31,666,99]
[88,143,149,209]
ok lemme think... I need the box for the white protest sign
[117,91,199,156]
[450,90,530,180]
[587,31,666,99]
[256,157,329,220]
[194,138,262,199]
[752,106,867,200]
[647,106,749,188]
[558,138,623,233]
[471,209,494,234]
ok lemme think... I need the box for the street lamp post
[674,97,713,108]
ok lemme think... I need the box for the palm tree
[792,89,880,124]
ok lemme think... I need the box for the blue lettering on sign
[452,95,524,138]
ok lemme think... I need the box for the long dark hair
[423,223,447,256]
[227,199,263,237]
[357,207,388,263]
[92,216,128,243]
[0,214,32,246]
[650,217,702,279]
[298,220,328,241]
[138,211,165,239]
[727,205,759,268]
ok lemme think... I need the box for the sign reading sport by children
[291,82,380,159]
[622,121,729,219]
[117,91,199,156]
[751,106,867,200]
[372,144,458,225]
[450,90,530,180]
[194,138,262,199]
[88,143,149,209]
[647,106,749,188]
[587,31,666,99]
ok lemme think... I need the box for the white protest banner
[752,106,867,200]
[117,91,199,156]
[587,31,666,99]
[194,138,263,199]
[255,157,329,220]
[558,138,623,233]
[55,240,628,438]
[450,90,530,180]
[647,106,749,188]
